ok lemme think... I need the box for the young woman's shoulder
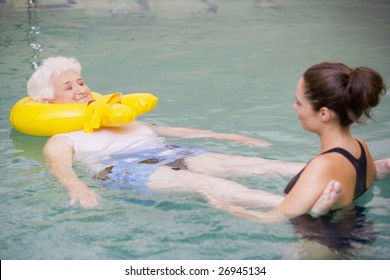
[307,153,335,170]
[303,152,350,180]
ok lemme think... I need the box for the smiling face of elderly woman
[48,70,92,104]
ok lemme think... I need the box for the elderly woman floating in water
[24,56,390,224]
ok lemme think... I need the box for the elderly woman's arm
[43,135,99,208]
[142,122,272,147]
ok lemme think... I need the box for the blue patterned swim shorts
[101,144,208,188]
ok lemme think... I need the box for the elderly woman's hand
[69,185,100,208]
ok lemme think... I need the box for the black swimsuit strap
[325,140,367,198]
[321,140,366,169]
[284,140,368,199]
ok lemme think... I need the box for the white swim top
[59,121,166,171]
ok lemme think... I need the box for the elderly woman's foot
[375,158,390,181]
[309,180,341,218]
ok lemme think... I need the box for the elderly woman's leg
[148,166,342,218]
[148,166,284,208]
[185,152,304,178]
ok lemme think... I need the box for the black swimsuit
[285,140,376,251]
[284,139,368,200]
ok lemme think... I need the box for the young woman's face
[49,70,92,103]
[293,77,321,132]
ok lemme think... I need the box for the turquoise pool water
[0,0,389,259]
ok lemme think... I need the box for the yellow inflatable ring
[10,92,158,136]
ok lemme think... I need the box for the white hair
[27,56,82,102]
